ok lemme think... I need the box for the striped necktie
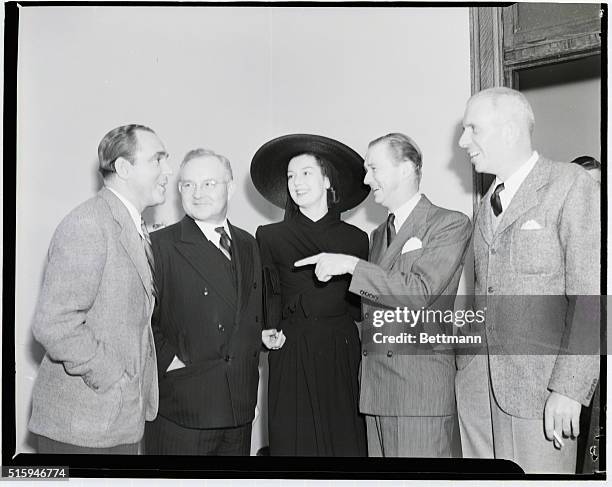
[141,219,157,298]
[215,226,232,260]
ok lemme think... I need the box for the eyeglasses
[179,179,230,193]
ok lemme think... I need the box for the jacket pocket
[511,228,560,275]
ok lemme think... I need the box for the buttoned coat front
[150,216,262,429]
[466,157,600,418]
[28,188,159,448]
[350,195,472,417]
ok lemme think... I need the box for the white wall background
[16,6,472,454]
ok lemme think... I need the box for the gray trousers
[365,414,456,457]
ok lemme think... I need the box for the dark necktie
[490,182,505,217]
[215,226,232,259]
[386,213,396,247]
[140,218,157,298]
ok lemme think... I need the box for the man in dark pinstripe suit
[145,149,265,455]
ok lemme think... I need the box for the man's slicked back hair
[98,124,156,178]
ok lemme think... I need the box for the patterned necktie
[141,218,157,298]
[386,213,396,247]
[490,182,505,217]
[215,226,232,260]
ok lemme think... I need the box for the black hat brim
[250,134,370,212]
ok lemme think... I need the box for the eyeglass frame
[178,179,232,193]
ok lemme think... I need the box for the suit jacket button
[487,286,494,294]
[365,312,369,319]
[203,287,209,296]
[362,350,368,356]
[218,323,224,332]
[253,282,257,289]
[490,248,496,255]
[255,316,259,323]
[387,350,393,357]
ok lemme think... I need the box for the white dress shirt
[195,219,231,257]
[390,192,422,233]
[493,151,539,218]
[107,186,144,237]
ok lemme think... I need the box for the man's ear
[399,160,415,180]
[114,157,132,180]
[502,122,520,144]
[227,180,236,201]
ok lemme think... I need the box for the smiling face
[363,141,407,211]
[287,154,330,211]
[458,96,508,176]
[179,155,234,224]
[125,130,172,211]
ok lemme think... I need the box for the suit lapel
[379,195,431,270]
[495,157,550,237]
[477,183,495,246]
[99,188,152,302]
[228,222,253,326]
[370,225,386,265]
[174,216,237,310]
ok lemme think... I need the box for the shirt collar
[194,218,230,245]
[390,192,422,232]
[493,151,539,216]
[106,186,143,237]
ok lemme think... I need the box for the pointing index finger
[294,254,321,267]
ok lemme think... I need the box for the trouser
[144,414,252,455]
[37,435,138,454]
[455,354,495,458]
[365,414,455,457]
[489,372,577,473]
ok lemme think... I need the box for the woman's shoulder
[256,221,287,239]
[337,220,368,240]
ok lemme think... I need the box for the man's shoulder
[425,199,471,228]
[151,219,182,242]
[55,193,112,233]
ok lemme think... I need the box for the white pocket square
[520,219,543,230]
[402,237,423,253]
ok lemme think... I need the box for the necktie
[386,213,396,247]
[215,226,232,259]
[490,182,505,217]
[141,219,157,298]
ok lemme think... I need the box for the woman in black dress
[251,134,370,456]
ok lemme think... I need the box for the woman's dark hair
[284,153,340,217]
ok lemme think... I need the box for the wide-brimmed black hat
[250,134,370,212]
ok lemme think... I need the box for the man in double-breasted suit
[144,149,277,455]
[29,124,171,453]
[456,87,600,473]
[296,133,472,457]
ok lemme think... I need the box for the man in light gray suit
[456,87,600,473]
[296,133,471,457]
[28,124,172,453]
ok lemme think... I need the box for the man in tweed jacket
[456,87,600,473]
[296,133,472,457]
[28,124,172,453]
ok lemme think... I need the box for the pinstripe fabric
[365,415,455,457]
[144,414,251,455]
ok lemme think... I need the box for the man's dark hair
[98,124,156,178]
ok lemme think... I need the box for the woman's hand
[262,329,286,350]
